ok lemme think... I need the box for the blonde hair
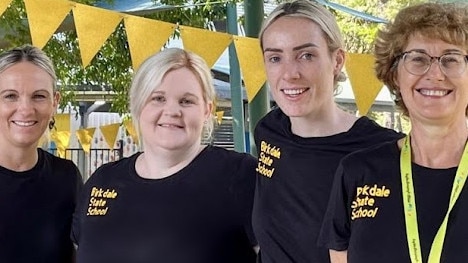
[129,48,216,144]
[0,45,58,148]
[259,0,346,87]
[0,44,57,91]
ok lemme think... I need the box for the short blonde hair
[0,44,57,91]
[129,48,216,142]
[259,0,346,86]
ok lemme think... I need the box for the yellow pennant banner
[76,127,96,154]
[54,113,70,132]
[72,3,123,67]
[24,0,73,48]
[216,111,224,125]
[345,53,384,116]
[50,130,71,158]
[124,16,175,70]
[233,36,266,102]
[180,25,232,68]
[0,0,12,18]
[123,119,138,145]
[100,123,120,149]
[15,0,389,109]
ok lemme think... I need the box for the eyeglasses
[397,50,468,77]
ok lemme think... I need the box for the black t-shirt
[0,149,83,263]
[253,108,404,263]
[72,146,257,263]
[319,141,468,263]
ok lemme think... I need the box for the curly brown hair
[374,2,468,117]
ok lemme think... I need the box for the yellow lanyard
[400,135,468,263]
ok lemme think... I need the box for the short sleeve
[231,153,258,246]
[317,161,351,251]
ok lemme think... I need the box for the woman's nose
[163,100,182,117]
[282,60,301,80]
[425,59,445,80]
[17,97,34,113]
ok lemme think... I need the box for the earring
[48,116,56,130]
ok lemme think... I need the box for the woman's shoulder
[86,152,140,182]
[350,117,405,141]
[39,149,81,178]
[256,108,289,130]
[40,148,77,168]
[38,149,83,186]
[353,117,401,133]
[203,146,256,163]
[341,140,399,166]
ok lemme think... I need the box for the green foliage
[271,0,426,53]
[334,0,426,53]
[0,0,430,115]
[0,0,230,114]
[148,0,229,28]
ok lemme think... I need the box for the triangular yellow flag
[100,123,120,149]
[0,0,12,18]
[50,130,71,158]
[73,3,123,67]
[76,127,96,154]
[54,113,70,132]
[124,15,175,70]
[215,111,224,125]
[123,119,138,145]
[24,0,73,48]
[233,36,266,102]
[180,26,232,68]
[345,53,384,116]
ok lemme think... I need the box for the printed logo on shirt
[86,186,118,216]
[256,140,281,178]
[351,184,390,220]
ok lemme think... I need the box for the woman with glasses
[319,2,468,263]
[252,1,403,262]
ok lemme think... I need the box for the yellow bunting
[123,119,138,145]
[233,36,267,102]
[124,16,175,70]
[54,113,70,132]
[76,127,96,154]
[0,0,12,18]
[50,130,71,158]
[179,25,232,68]
[100,123,120,149]
[72,3,123,67]
[345,53,384,116]
[24,0,73,48]
[216,111,224,125]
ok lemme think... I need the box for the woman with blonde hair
[253,0,403,262]
[0,45,82,263]
[73,48,257,263]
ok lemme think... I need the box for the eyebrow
[182,92,200,99]
[0,89,51,94]
[152,91,201,98]
[408,48,465,54]
[264,42,318,53]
